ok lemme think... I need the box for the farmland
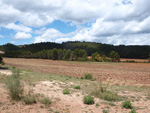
[4,58,150,85]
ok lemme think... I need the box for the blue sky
[0,0,150,45]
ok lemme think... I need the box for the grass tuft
[91,83,121,101]
[63,89,70,94]
[83,95,94,105]
[22,94,36,104]
[122,101,133,109]
[83,73,93,80]
[74,85,80,89]
[5,70,24,101]
[40,96,51,107]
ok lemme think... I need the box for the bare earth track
[4,58,150,85]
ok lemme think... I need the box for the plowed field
[4,58,150,85]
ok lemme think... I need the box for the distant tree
[91,52,99,61]
[114,52,120,62]
[57,49,64,60]
[110,51,120,62]
[51,48,58,60]
[110,51,116,62]
[63,49,71,61]
[70,51,75,61]
[47,50,51,59]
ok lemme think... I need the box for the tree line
[1,48,120,62]
[0,41,150,59]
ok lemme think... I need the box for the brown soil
[4,58,150,85]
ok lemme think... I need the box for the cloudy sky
[0,0,150,45]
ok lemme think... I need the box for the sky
[0,0,150,45]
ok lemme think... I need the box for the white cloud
[34,28,63,43]
[14,32,32,40]
[5,23,32,33]
[0,0,150,45]
[0,35,4,38]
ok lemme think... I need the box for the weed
[40,96,51,107]
[102,109,109,113]
[83,95,94,105]
[22,94,36,104]
[129,109,136,113]
[74,85,80,89]
[107,102,116,106]
[84,73,93,80]
[5,70,24,100]
[91,83,121,101]
[122,101,133,109]
[63,89,70,94]
[55,110,60,113]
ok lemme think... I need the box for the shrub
[5,70,24,100]
[63,89,70,94]
[129,109,136,113]
[40,96,51,107]
[22,94,36,104]
[84,73,93,80]
[91,83,121,101]
[122,101,133,109]
[83,95,94,105]
[74,85,80,89]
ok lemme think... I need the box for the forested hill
[0,41,150,59]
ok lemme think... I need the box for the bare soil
[4,58,150,85]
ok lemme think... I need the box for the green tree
[110,51,116,62]
[114,52,120,62]
[63,49,71,61]
[91,52,99,61]
[51,48,58,60]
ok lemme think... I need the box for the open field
[4,58,150,85]
[1,58,150,113]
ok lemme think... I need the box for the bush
[91,83,121,101]
[63,89,70,94]
[74,85,80,89]
[5,70,24,100]
[122,101,133,109]
[40,96,51,107]
[84,73,93,80]
[83,95,94,105]
[22,94,36,104]
[129,109,136,113]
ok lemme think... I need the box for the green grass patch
[83,95,94,105]
[74,85,80,89]
[83,73,93,80]
[122,101,133,109]
[63,89,70,94]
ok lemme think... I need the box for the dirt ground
[1,58,150,113]
[3,58,150,85]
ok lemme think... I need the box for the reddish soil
[4,58,150,85]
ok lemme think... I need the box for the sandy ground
[1,80,150,113]
[3,58,150,85]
